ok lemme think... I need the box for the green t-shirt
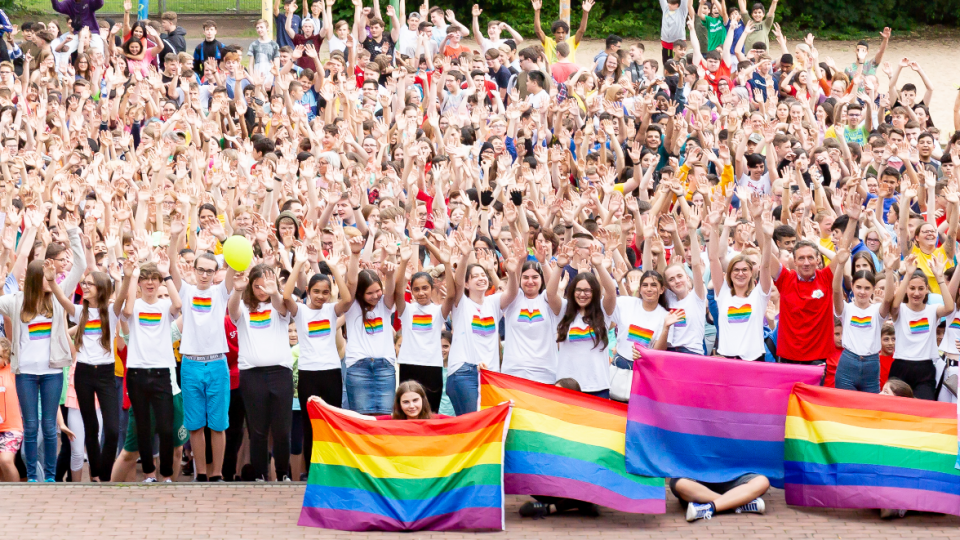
[705,15,726,52]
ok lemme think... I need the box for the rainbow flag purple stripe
[625,350,823,487]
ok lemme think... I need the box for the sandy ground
[568,37,960,133]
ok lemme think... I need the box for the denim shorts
[181,355,231,431]
[345,358,396,415]
[445,364,480,416]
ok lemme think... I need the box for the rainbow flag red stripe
[785,384,960,516]
[298,401,512,531]
[480,370,665,514]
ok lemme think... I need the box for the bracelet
[352,205,361,210]
[163,276,173,282]
[226,186,236,190]
[564,224,573,229]
[265,188,273,192]
[274,176,282,182]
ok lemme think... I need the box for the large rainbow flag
[785,383,960,516]
[480,370,665,514]
[625,350,823,487]
[298,401,513,531]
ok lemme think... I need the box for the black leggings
[126,368,175,477]
[889,359,937,400]
[74,362,120,481]
[297,368,342,470]
[240,366,293,481]
[398,364,444,414]
[222,387,246,481]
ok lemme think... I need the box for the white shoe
[686,502,714,522]
[735,497,765,515]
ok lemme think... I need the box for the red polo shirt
[774,266,835,361]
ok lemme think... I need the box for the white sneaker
[142,477,158,483]
[735,497,765,514]
[686,502,714,522]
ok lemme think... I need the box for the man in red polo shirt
[770,193,861,366]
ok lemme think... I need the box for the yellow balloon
[222,236,254,272]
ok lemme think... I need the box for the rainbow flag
[28,321,51,340]
[567,326,595,343]
[299,400,512,532]
[909,317,930,334]
[480,370,665,514]
[849,315,872,328]
[627,324,654,346]
[192,296,213,313]
[784,383,960,516]
[471,316,496,336]
[138,312,161,328]
[364,317,384,334]
[625,350,823,487]
[411,314,433,331]
[727,304,752,323]
[84,320,102,336]
[308,320,331,338]
[517,309,544,324]
[249,310,271,329]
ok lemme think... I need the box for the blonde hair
[725,254,757,295]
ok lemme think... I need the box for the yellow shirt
[911,244,955,295]
[543,36,579,64]
[819,237,835,265]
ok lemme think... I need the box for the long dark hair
[356,269,383,325]
[392,380,433,420]
[556,273,608,351]
[76,271,113,353]
[640,270,670,310]
[242,264,275,311]
[520,261,545,294]
[21,260,52,323]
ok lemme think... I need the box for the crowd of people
[0,0,956,524]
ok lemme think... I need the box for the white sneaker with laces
[686,502,714,522]
[735,497,765,515]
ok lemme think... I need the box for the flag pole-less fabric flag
[298,401,513,532]
[480,370,665,514]
[785,383,960,516]
[625,350,823,487]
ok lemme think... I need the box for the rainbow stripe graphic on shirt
[412,314,433,332]
[909,318,930,335]
[28,321,51,340]
[517,309,545,324]
[471,316,496,337]
[950,319,960,330]
[850,316,873,329]
[364,317,384,334]
[727,305,752,324]
[192,296,212,313]
[627,324,654,347]
[84,320,102,337]
[249,310,272,329]
[568,326,596,343]
[138,313,161,327]
[308,320,331,338]
[673,309,687,328]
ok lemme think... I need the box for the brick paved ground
[3,484,958,540]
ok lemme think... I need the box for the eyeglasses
[574,288,593,296]
[80,281,96,288]
[731,268,752,275]
[195,267,216,276]
[53,257,69,263]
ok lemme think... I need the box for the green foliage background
[439,0,959,40]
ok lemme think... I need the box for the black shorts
[669,473,762,503]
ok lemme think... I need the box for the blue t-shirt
[275,14,301,49]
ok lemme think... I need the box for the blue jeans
[835,350,881,393]
[16,373,63,481]
[445,364,480,416]
[345,358,396,415]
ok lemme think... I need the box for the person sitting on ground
[309,380,449,421]
[672,473,770,522]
